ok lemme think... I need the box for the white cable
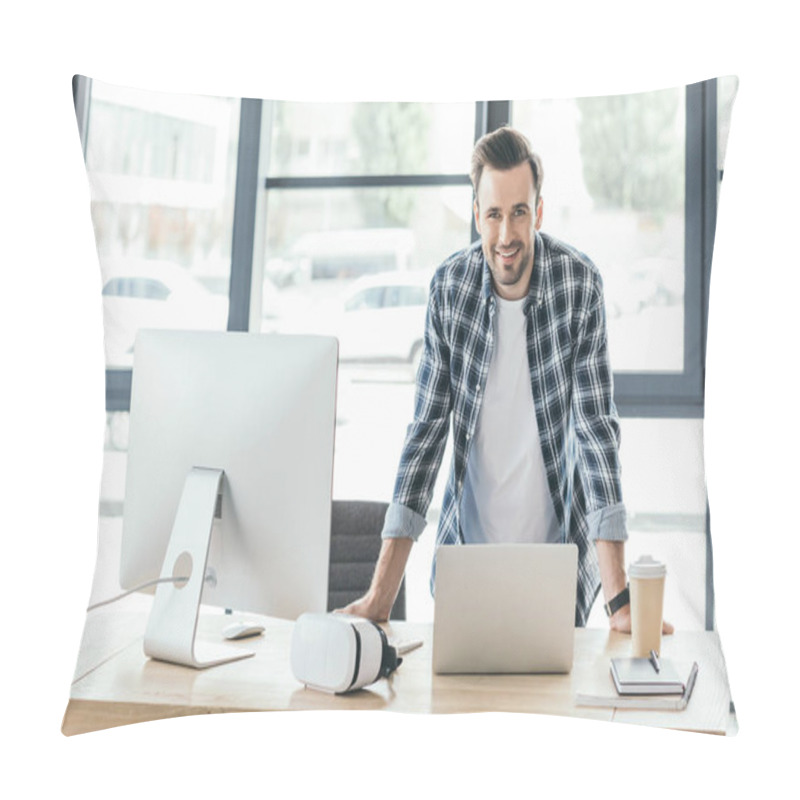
[394,639,424,656]
[86,576,190,612]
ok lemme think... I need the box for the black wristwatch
[604,584,630,617]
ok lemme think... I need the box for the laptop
[432,543,578,674]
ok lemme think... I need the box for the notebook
[432,543,578,674]
[576,659,700,710]
[610,657,698,695]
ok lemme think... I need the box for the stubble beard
[486,241,534,295]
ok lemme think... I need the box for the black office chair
[327,499,406,620]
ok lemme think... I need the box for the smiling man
[341,126,663,633]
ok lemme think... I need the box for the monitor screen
[120,330,338,624]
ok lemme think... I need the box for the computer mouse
[222,621,266,640]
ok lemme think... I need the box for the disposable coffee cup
[629,555,666,658]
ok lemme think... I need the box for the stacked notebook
[576,657,699,710]
[611,657,697,695]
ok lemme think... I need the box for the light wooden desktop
[62,597,734,736]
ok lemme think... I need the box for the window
[514,88,687,374]
[84,79,241,370]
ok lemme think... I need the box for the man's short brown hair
[471,126,544,202]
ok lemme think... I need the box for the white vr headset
[290,612,403,694]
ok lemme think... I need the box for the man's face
[474,161,543,301]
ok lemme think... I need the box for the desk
[63,601,734,736]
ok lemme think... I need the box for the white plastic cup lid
[629,555,666,579]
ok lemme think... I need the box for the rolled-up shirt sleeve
[381,502,428,540]
[585,503,627,542]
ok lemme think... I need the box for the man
[341,126,670,633]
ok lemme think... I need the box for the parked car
[280,271,431,373]
[267,228,416,286]
[101,259,229,367]
[337,271,429,366]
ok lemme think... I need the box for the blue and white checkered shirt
[381,232,627,626]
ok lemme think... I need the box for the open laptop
[432,543,578,674]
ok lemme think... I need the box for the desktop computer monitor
[119,329,339,668]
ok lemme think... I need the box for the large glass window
[86,80,241,367]
[258,101,475,351]
[513,88,687,374]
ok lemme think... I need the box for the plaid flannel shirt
[382,232,627,626]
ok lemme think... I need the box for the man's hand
[608,603,631,633]
[595,540,673,635]
[608,603,674,636]
[333,537,413,623]
[334,593,390,623]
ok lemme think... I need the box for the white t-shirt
[460,295,561,544]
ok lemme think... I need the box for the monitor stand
[144,467,255,669]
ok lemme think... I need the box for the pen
[649,649,661,673]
